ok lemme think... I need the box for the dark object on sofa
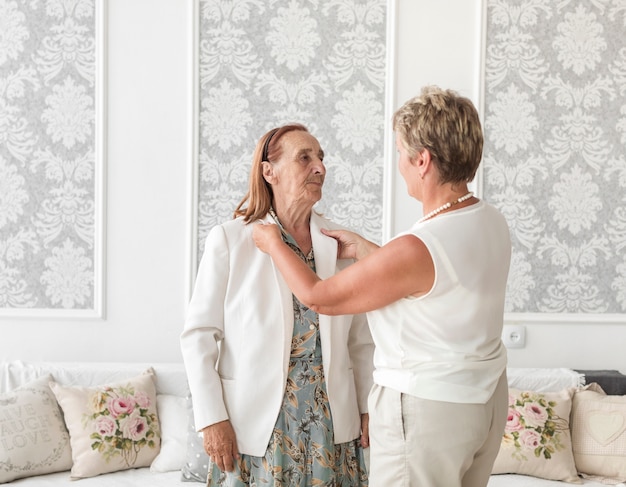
[576,370,626,396]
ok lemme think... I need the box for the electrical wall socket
[502,325,526,349]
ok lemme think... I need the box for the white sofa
[1,361,624,486]
[1,362,191,486]
[489,368,626,487]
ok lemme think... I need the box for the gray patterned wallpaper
[0,0,98,313]
[483,0,626,315]
[196,0,387,260]
[16,1,617,319]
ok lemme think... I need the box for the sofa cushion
[150,394,188,472]
[50,369,161,479]
[1,361,189,397]
[0,375,73,483]
[571,384,626,483]
[507,368,584,392]
[181,396,211,482]
[577,370,626,396]
[492,387,581,484]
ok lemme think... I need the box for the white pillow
[150,394,188,472]
[507,368,584,392]
[571,385,626,483]
[0,375,72,483]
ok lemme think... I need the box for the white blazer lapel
[309,213,337,363]
[310,213,337,280]
[260,214,294,356]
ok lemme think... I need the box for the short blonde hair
[393,86,483,184]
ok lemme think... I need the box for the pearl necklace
[418,192,474,223]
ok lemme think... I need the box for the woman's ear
[416,149,432,176]
[262,161,275,184]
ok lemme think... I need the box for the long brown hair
[234,123,309,222]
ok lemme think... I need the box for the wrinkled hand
[321,228,374,260]
[360,413,370,448]
[202,420,239,472]
[253,222,282,254]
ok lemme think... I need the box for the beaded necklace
[418,192,474,224]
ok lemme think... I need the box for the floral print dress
[207,219,368,487]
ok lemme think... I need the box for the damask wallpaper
[195,0,387,261]
[483,0,626,316]
[0,0,100,314]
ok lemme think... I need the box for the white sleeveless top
[368,200,511,404]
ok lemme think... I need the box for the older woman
[253,87,512,487]
[180,123,374,486]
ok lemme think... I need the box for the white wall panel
[0,0,192,363]
[1,0,623,372]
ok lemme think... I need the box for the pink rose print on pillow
[94,416,116,436]
[501,390,569,461]
[85,384,159,466]
[522,402,549,428]
[519,429,542,449]
[505,408,524,433]
[108,396,135,418]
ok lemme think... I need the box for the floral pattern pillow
[50,369,161,479]
[492,387,581,484]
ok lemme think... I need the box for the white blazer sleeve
[348,310,375,413]
[180,224,230,431]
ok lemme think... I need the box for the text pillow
[492,387,581,484]
[0,375,72,483]
[50,369,160,479]
[571,385,626,483]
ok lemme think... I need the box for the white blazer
[181,212,375,456]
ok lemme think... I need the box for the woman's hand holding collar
[321,228,379,261]
[252,222,283,255]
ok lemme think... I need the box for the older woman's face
[267,130,326,208]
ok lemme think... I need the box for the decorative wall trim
[382,0,398,244]
[480,0,626,325]
[189,0,391,293]
[474,0,488,199]
[0,0,107,319]
[506,312,626,324]
[93,0,106,320]
[186,0,200,306]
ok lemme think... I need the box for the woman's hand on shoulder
[252,222,282,254]
[322,228,379,260]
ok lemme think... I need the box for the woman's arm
[253,223,435,315]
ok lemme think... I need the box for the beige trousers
[368,372,508,487]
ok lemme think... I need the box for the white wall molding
[506,312,626,325]
[0,0,107,320]
[382,0,398,244]
[185,0,200,306]
[473,0,488,199]
[481,0,626,325]
[93,0,107,320]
